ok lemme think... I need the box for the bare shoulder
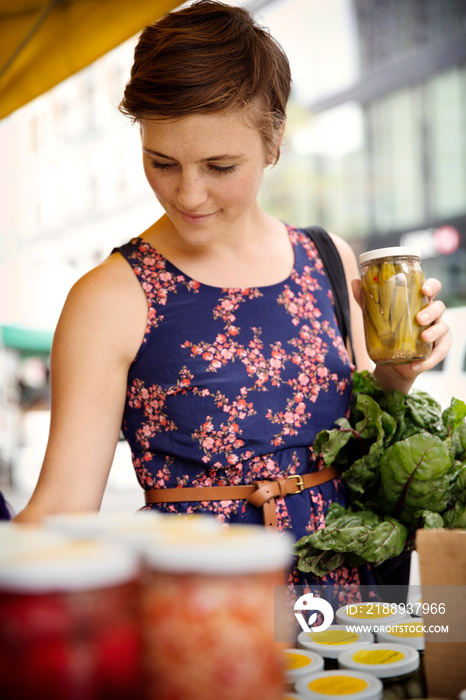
[327,232,358,270]
[55,251,148,365]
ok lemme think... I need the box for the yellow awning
[0,0,181,120]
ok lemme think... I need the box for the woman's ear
[266,119,286,166]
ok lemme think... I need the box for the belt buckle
[287,474,304,493]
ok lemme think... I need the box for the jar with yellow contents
[358,247,432,366]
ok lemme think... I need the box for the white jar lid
[284,648,324,682]
[296,669,383,700]
[142,523,293,574]
[376,618,425,650]
[338,642,420,679]
[0,522,68,556]
[44,510,162,539]
[358,246,421,266]
[45,511,224,554]
[298,625,374,659]
[335,602,407,629]
[0,539,140,592]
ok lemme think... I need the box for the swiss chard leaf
[417,510,444,529]
[404,390,445,438]
[451,423,466,462]
[295,508,407,575]
[379,434,453,527]
[443,501,466,528]
[442,398,466,436]
[450,465,466,504]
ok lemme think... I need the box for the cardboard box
[416,528,466,699]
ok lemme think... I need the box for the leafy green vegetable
[379,434,452,526]
[295,504,407,575]
[295,371,466,576]
[443,501,466,528]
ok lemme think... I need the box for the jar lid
[0,522,68,555]
[376,618,425,651]
[0,538,140,592]
[44,510,162,539]
[142,524,293,574]
[45,511,224,554]
[338,642,420,679]
[284,648,324,681]
[295,669,383,700]
[335,602,407,629]
[358,246,421,266]
[298,625,374,659]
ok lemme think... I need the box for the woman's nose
[177,172,208,211]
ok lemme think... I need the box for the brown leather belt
[144,465,340,528]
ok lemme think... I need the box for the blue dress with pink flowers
[114,224,361,589]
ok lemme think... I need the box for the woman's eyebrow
[143,147,245,162]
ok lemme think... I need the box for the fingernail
[418,312,429,324]
[424,284,433,295]
[411,363,422,372]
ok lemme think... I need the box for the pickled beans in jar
[358,247,432,366]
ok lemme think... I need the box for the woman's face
[140,110,272,246]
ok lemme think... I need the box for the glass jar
[140,523,293,700]
[0,533,142,700]
[358,247,432,365]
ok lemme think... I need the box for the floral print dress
[114,224,361,589]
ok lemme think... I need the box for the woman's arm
[330,233,451,394]
[13,254,148,523]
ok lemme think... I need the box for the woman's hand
[351,277,451,394]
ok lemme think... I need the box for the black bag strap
[303,225,354,359]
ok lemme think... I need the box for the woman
[14,1,450,590]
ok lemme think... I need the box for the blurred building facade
[262,0,466,305]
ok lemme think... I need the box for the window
[426,65,466,219]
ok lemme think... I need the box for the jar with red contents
[140,523,293,700]
[0,531,142,700]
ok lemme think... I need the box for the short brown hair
[119,0,291,162]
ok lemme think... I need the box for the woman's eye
[150,160,174,171]
[149,160,236,174]
[209,164,237,174]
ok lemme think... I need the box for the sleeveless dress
[114,224,361,590]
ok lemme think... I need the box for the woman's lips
[176,209,217,225]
